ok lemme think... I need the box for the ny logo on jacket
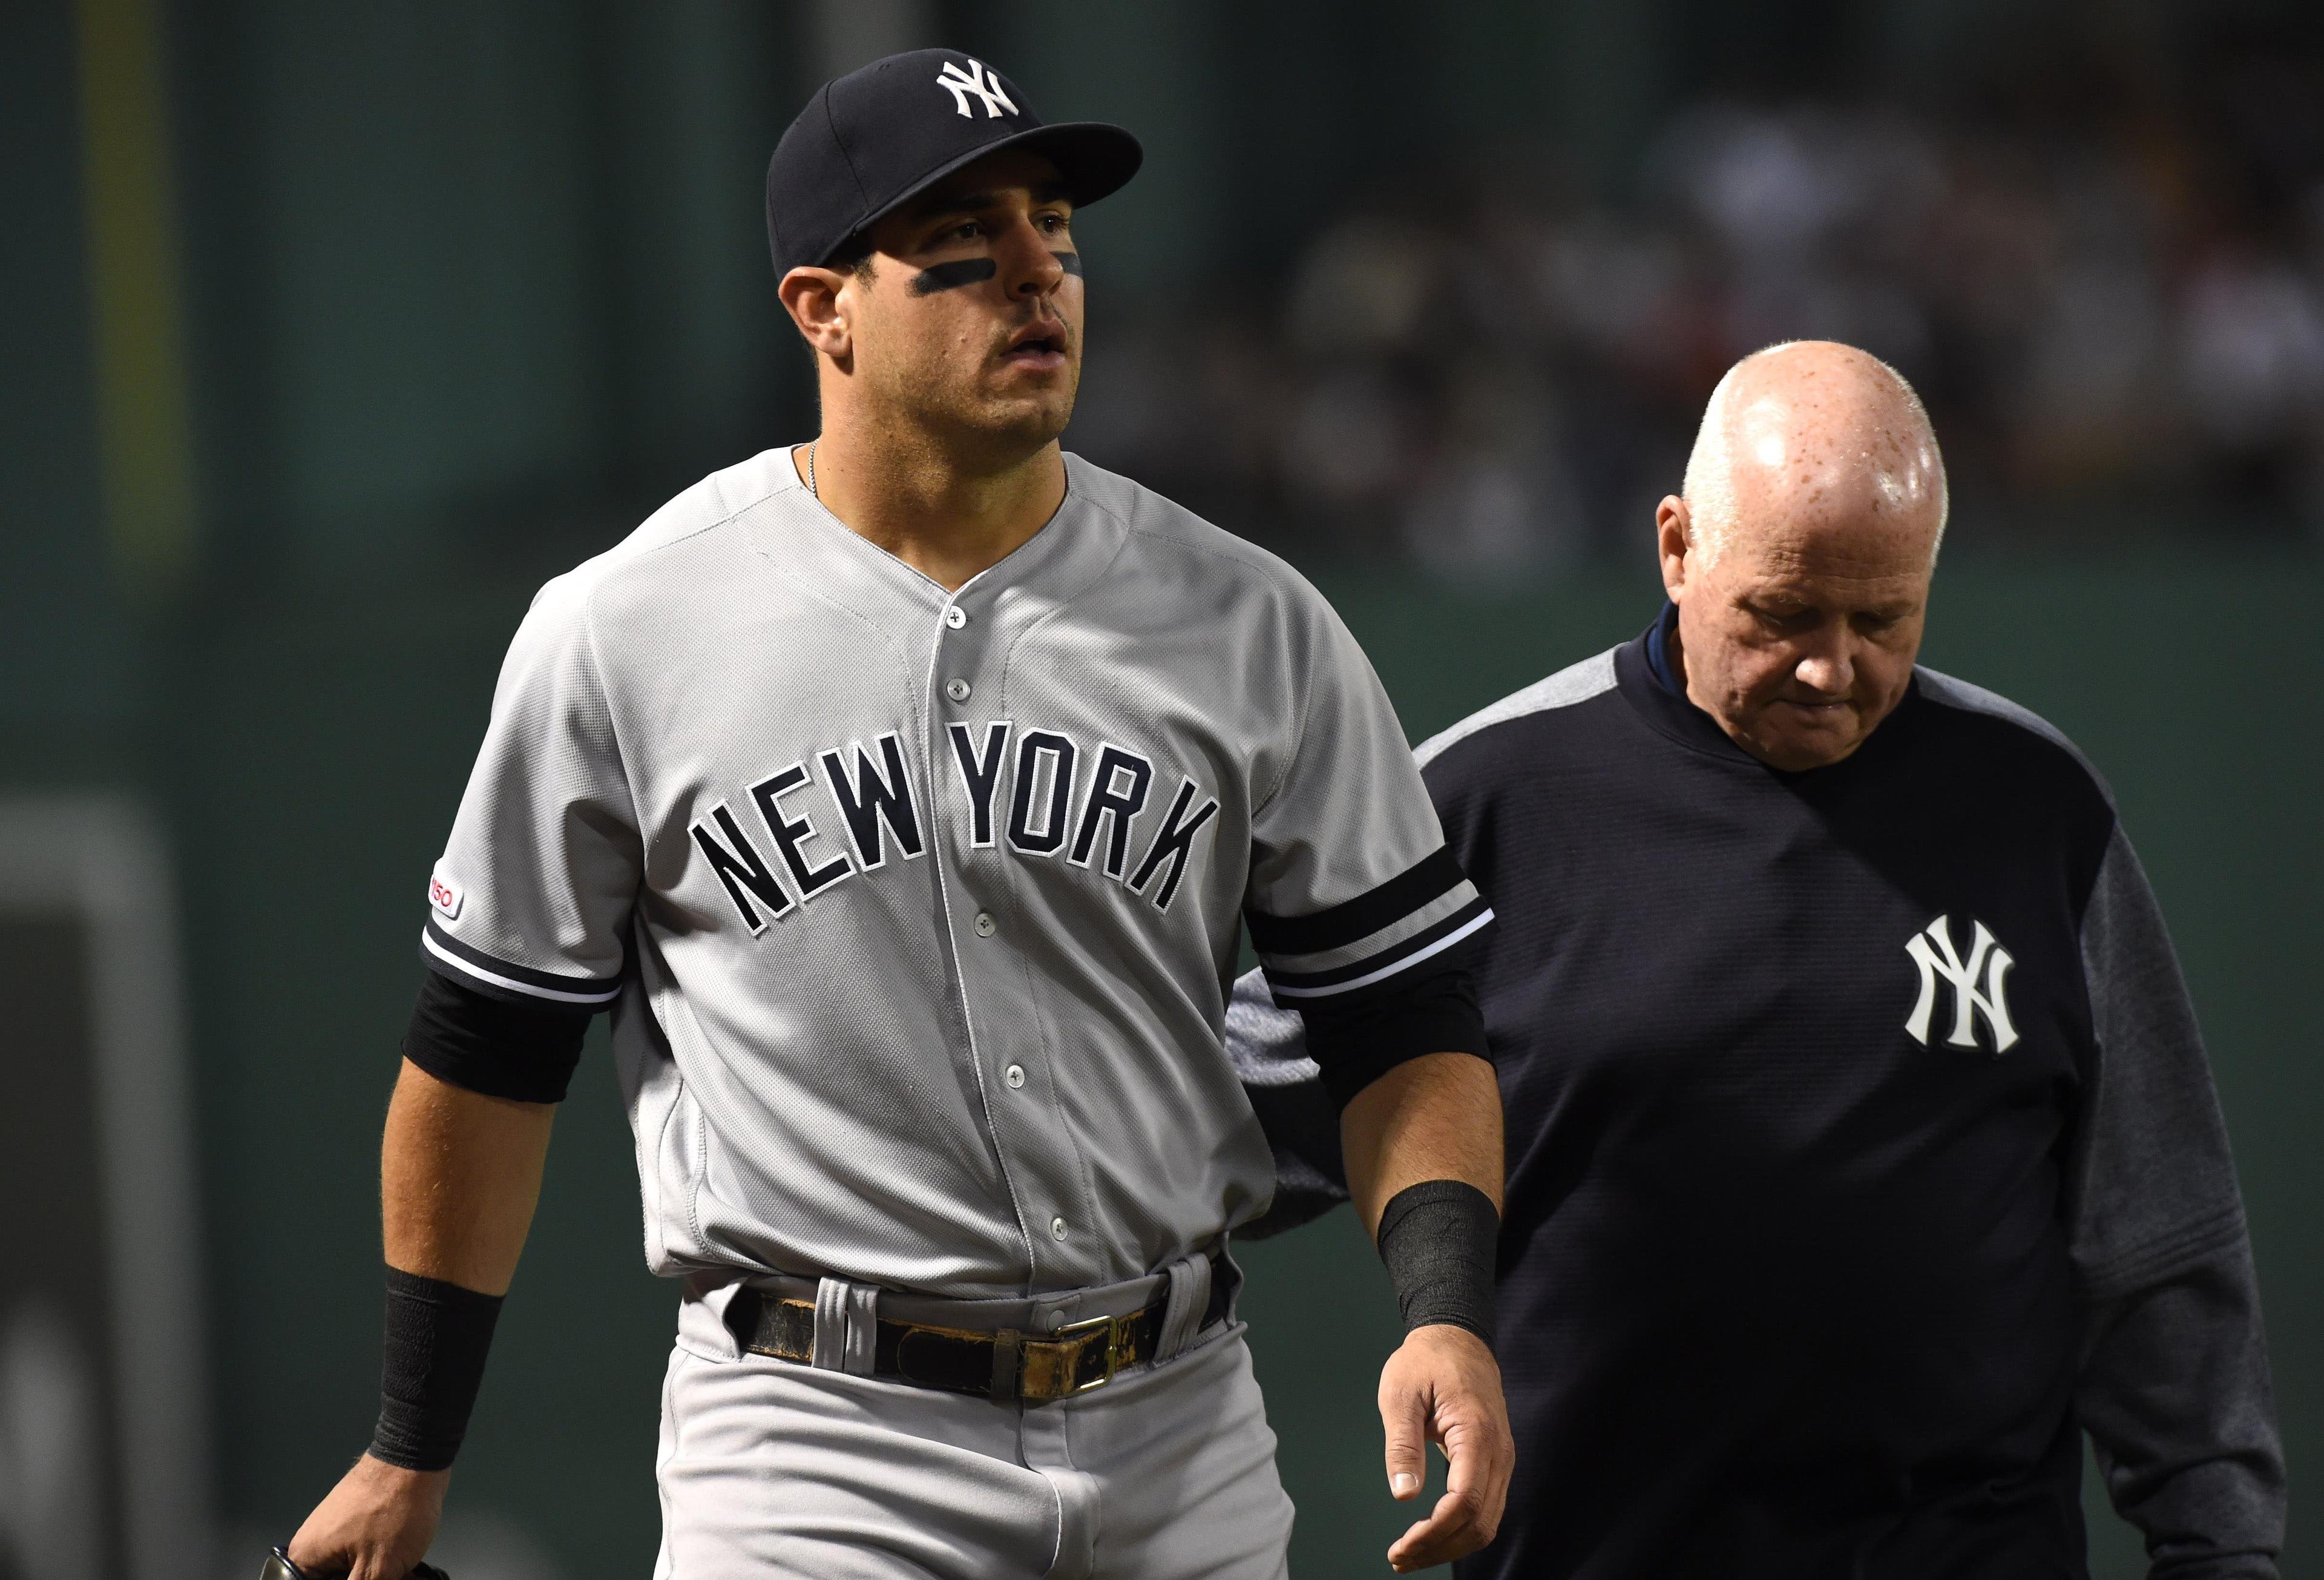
[1903,913,2020,1053]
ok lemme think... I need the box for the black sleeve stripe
[1245,846,1468,958]
[1262,897,1494,998]
[421,918,623,1006]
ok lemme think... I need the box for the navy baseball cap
[766,49,1143,279]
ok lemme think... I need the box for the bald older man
[1231,343,2283,1578]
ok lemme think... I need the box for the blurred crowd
[1072,84,2324,576]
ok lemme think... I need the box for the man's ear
[778,266,856,366]
[1655,496,1692,599]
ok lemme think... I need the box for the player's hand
[1377,1323,1513,1572]
[286,1454,448,1580]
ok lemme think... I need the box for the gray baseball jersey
[420,447,1489,1299]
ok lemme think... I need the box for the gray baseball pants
[651,1263,1295,1579]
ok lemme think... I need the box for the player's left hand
[1377,1323,1513,1572]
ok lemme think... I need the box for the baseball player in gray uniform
[285,49,1512,1580]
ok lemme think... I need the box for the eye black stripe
[1052,251,1082,276]
[910,258,998,295]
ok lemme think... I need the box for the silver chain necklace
[806,439,818,498]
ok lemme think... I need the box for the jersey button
[944,605,968,630]
[973,911,997,937]
[1004,1063,1025,1088]
[945,677,971,703]
[1050,1216,1068,1241]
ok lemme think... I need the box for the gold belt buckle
[1020,1311,1134,1401]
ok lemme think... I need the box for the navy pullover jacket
[1230,611,2282,1579]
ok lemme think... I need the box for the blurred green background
[5,1,2318,1576]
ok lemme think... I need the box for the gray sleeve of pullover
[1226,967,1350,1237]
[2070,826,2284,1579]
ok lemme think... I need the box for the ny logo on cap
[937,58,1018,119]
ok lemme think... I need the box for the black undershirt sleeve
[1298,961,1489,1110]
[402,969,593,1104]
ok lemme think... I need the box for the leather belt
[736,1254,1236,1404]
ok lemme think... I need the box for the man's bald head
[1655,341,1949,771]
[1680,341,1948,569]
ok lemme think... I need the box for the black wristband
[369,1266,505,1472]
[1376,1179,1498,1346]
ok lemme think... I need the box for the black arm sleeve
[402,969,592,1104]
[1298,961,1489,1110]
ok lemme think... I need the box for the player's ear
[1655,496,1693,597]
[778,265,856,366]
